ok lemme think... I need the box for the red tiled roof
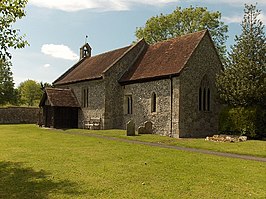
[119,30,207,83]
[54,46,131,85]
[40,88,80,107]
[54,30,208,86]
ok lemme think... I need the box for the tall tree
[216,4,266,107]
[0,0,29,60]
[18,80,42,106]
[135,6,228,62]
[0,0,28,105]
[0,60,16,105]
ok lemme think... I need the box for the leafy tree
[12,88,20,105]
[0,0,28,106]
[0,0,29,60]
[216,4,266,107]
[135,6,228,62]
[0,59,16,105]
[18,80,42,106]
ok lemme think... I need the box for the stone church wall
[179,34,222,137]
[171,77,181,138]
[123,79,173,136]
[59,79,105,128]
[103,39,147,129]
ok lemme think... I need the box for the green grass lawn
[0,124,265,198]
[67,128,266,158]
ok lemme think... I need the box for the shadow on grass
[0,161,83,199]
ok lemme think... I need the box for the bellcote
[80,43,92,59]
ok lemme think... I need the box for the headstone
[144,121,153,134]
[126,120,135,136]
[138,126,145,134]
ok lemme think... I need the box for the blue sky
[10,0,266,86]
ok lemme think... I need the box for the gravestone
[126,120,135,136]
[144,121,153,134]
[138,126,145,134]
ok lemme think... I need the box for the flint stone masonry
[103,39,147,129]
[0,107,39,124]
[58,79,105,129]
[178,33,222,137]
[123,79,173,136]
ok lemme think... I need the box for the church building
[39,30,222,138]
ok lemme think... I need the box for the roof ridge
[120,30,209,84]
[53,45,133,85]
[46,87,70,91]
[53,58,87,85]
[176,30,208,73]
[53,30,210,86]
[103,38,147,74]
[150,29,207,46]
[41,87,80,107]
[91,45,132,58]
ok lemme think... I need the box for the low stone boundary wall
[0,107,40,124]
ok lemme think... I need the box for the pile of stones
[205,134,247,142]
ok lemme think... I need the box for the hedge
[219,106,266,139]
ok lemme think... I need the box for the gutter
[119,73,179,86]
[53,76,103,86]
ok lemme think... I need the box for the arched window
[151,92,156,113]
[126,95,133,114]
[199,75,211,112]
[82,87,89,108]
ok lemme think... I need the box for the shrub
[219,106,266,139]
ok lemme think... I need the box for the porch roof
[39,88,80,108]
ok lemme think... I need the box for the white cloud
[223,12,266,24]
[258,13,266,24]
[43,63,51,68]
[41,44,79,61]
[222,16,242,24]
[193,0,266,5]
[29,0,179,12]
